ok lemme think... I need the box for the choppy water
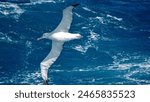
[0,0,150,85]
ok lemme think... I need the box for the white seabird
[37,4,82,85]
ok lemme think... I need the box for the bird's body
[38,4,82,85]
[50,32,82,42]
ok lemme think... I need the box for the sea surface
[0,0,150,85]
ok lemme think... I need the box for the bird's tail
[74,34,83,39]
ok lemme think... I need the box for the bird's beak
[37,37,43,40]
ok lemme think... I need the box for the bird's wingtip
[72,4,80,7]
[44,80,49,85]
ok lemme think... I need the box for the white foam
[118,63,133,69]
[125,70,150,84]
[137,59,150,69]
[82,7,96,14]
[75,13,83,18]
[20,71,43,85]
[73,45,90,53]
[109,63,133,70]
[26,40,32,48]
[25,40,33,58]
[100,36,115,41]
[110,53,150,70]
[92,15,125,31]
[118,25,127,30]
[96,16,105,24]
[7,70,45,85]
[107,14,123,21]
[81,26,89,29]
[0,32,17,43]
[107,54,150,84]
[28,0,65,5]
[72,41,98,54]
[73,30,100,53]
[89,31,100,41]
[0,2,24,19]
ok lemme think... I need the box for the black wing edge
[72,4,80,7]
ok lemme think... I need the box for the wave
[0,0,65,18]
[72,30,100,53]
[0,32,20,44]
[72,14,122,53]
[19,71,43,85]
[106,14,123,21]
[72,13,120,53]
[9,71,43,85]
[94,14,128,31]
[1,56,149,84]
[125,68,150,84]
[0,2,24,19]
[24,0,65,5]
[82,7,96,14]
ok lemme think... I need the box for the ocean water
[0,0,150,85]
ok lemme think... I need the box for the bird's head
[37,33,49,40]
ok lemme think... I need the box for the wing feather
[38,4,79,39]
[53,6,74,32]
[40,41,64,80]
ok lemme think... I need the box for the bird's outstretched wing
[37,4,79,40]
[53,4,79,32]
[40,41,64,81]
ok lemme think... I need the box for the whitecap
[25,40,32,48]
[88,31,100,41]
[73,43,98,54]
[75,13,83,18]
[81,26,89,29]
[107,55,150,84]
[109,53,150,70]
[118,25,127,30]
[0,2,24,19]
[95,16,105,24]
[72,30,100,53]
[106,14,123,21]
[8,70,45,85]
[100,36,115,41]
[0,32,17,43]
[20,71,43,85]
[73,45,90,53]
[82,7,96,14]
[0,31,23,44]
[28,0,65,5]
[124,70,150,84]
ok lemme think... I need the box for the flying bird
[37,4,82,85]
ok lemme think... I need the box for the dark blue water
[0,0,150,85]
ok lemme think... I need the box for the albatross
[37,4,82,85]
